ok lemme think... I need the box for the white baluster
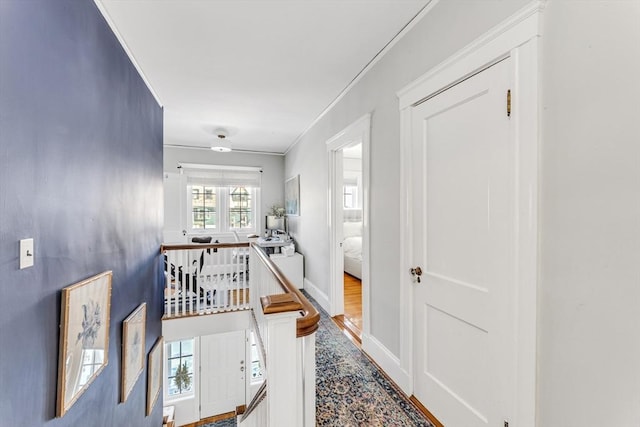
[165,251,171,318]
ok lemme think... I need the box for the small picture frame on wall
[56,271,112,418]
[146,337,163,416]
[121,303,146,402]
[285,174,300,216]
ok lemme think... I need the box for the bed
[343,220,362,279]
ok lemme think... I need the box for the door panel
[200,331,246,418]
[412,59,514,427]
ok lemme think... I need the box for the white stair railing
[162,242,250,317]
[238,379,268,426]
[239,244,319,427]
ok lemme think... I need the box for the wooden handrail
[251,243,320,337]
[240,380,267,423]
[161,242,250,253]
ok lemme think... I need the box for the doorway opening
[337,142,363,340]
[327,114,370,344]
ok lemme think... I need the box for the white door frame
[397,2,542,426]
[326,114,371,338]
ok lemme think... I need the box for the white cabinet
[270,253,304,289]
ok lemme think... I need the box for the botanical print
[77,300,102,347]
[122,303,146,402]
[147,337,163,416]
[57,271,112,418]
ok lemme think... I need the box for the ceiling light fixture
[211,129,231,152]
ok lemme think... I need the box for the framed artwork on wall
[285,175,300,216]
[146,337,163,416]
[121,303,146,402]
[56,271,112,417]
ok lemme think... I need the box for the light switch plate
[20,238,34,269]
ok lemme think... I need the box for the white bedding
[343,220,363,279]
[343,236,362,260]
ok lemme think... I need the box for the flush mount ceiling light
[211,129,231,152]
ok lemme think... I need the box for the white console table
[269,253,304,289]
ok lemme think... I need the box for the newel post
[263,310,301,426]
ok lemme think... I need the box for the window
[229,187,252,229]
[166,339,194,398]
[191,185,217,229]
[188,186,257,233]
[249,332,263,383]
[343,184,358,209]
[181,164,262,235]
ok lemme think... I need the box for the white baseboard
[362,333,412,394]
[303,278,330,313]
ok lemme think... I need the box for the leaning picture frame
[121,303,146,402]
[146,337,163,416]
[56,271,112,417]
[285,174,300,216]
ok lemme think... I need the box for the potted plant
[266,205,285,231]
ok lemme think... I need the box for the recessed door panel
[412,59,514,427]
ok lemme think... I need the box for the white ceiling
[97,0,429,154]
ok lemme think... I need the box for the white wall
[538,1,640,425]
[164,146,285,237]
[286,1,640,424]
[285,0,528,356]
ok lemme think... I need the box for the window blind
[180,163,262,187]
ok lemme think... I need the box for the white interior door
[332,150,345,316]
[200,331,246,418]
[411,58,515,426]
[163,172,187,243]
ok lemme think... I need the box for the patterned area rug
[202,291,432,427]
[310,291,432,427]
[202,418,235,427]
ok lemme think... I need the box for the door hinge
[507,89,512,117]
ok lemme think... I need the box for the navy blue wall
[0,1,163,426]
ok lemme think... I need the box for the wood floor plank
[343,273,362,337]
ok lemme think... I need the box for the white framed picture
[147,337,163,415]
[121,303,146,402]
[57,271,112,417]
[285,175,300,216]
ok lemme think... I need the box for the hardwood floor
[333,273,362,342]
[343,272,362,329]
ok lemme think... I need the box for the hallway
[203,290,432,427]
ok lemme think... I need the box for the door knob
[410,267,423,283]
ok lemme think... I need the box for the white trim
[361,334,411,394]
[162,311,250,341]
[398,106,414,395]
[284,0,440,156]
[302,278,330,314]
[398,2,542,426]
[93,0,163,107]
[397,0,545,109]
[326,114,371,339]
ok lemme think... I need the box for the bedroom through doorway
[339,142,363,340]
[326,114,370,346]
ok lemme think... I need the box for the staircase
[161,242,319,426]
